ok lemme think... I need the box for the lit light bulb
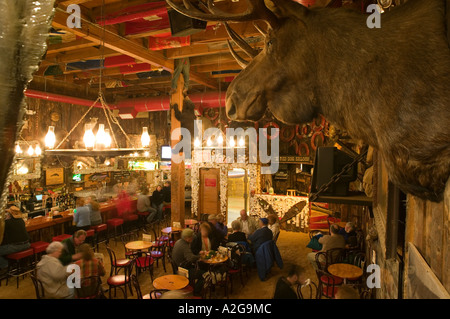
[207,137,212,147]
[144,151,150,157]
[194,137,201,148]
[217,134,223,145]
[133,152,139,157]
[45,126,56,149]
[141,127,150,148]
[104,129,112,148]
[95,124,106,148]
[83,124,95,149]
[238,137,245,147]
[35,145,42,156]
[229,137,235,147]
[104,159,110,166]
[27,145,34,156]
[17,165,28,175]
[15,144,23,154]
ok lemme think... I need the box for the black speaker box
[168,9,207,37]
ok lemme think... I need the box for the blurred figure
[115,190,132,218]
[73,198,91,232]
[162,181,171,204]
[137,188,157,224]
[191,223,219,255]
[59,230,86,266]
[215,214,228,239]
[74,244,106,298]
[267,214,280,242]
[273,265,304,299]
[36,241,74,299]
[248,218,273,254]
[89,200,103,226]
[160,289,187,299]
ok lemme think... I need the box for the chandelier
[44,93,150,157]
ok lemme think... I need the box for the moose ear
[264,0,309,20]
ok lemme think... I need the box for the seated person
[89,200,103,226]
[36,241,74,299]
[248,218,273,254]
[0,206,30,274]
[137,188,157,223]
[73,198,91,232]
[172,229,204,296]
[59,230,87,266]
[267,214,280,242]
[151,185,165,220]
[74,244,106,298]
[338,222,358,248]
[205,214,226,245]
[162,181,171,204]
[215,214,228,239]
[237,210,259,237]
[307,224,346,271]
[273,265,304,299]
[227,220,247,243]
[191,223,220,255]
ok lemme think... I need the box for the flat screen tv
[35,194,43,201]
[310,147,357,197]
[161,145,172,161]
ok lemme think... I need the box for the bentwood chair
[316,270,342,299]
[30,274,45,299]
[106,244,133,276]
[297,280,319,299]
[107,258,134,299]
[227,244,246,294]
[150,239,167,272]
[130,274,150,299]
[207,264,230,299]
[75,275,103,299]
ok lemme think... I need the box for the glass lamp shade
[229,137,236,148]
[45,126,56,149]
[217,134,223,145]
[15,144,23,154]
[83,124,95,149]
[27,145,34,156]
[104,129,112,148]
[238,137,245,147]
[206,137,212,147]
[141,127,150,148]
[194,137,201,148]
[95,124,107,148]
[35,145,42,156]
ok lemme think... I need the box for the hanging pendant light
[141,127,150,148]
[83,123,95,149]
[194,137,201,148]
[44,126,56,149]
[206,137,212,147]
[229,136,236,148]
[104,129,112,148]
[217,133,223,145]
[238,137,245,147]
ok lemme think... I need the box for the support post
[170,76,185,228]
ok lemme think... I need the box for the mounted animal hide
[0,1,55,244]
[173,97,213,143]
[168,0,450,202]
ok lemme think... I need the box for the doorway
[199,168,220,220]
[227,168,249,227]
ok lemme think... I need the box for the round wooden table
[125,240,153,251]
[152,275,189,290]
[200,254,228,265]
[327,263,363,283]
[161,226,184,234]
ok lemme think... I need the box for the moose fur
[224,0,450,202]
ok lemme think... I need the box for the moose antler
[166,0,279,28]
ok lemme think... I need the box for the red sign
[204,178,217,187]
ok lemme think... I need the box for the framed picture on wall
[46,167,64,186]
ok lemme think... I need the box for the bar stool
[107,218,124,243]
[137,211,150,230]
[6,248,35,289]
[29,241,49,266]
[122,213,139,233]
[52,234,72,242]
[90,224,108,251]
[85,229,95,248]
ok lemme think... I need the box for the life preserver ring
[311,131,325,151]
[312,115,326,132]
[296,124,311,139]
[295,141,310,156]
[205,108,219,121]
[262,122,280,140]
[280,126,295,142]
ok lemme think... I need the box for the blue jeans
[146,208,158,224]
[0,242,31,269]
[152,203,164,220]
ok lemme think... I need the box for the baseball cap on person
[259,218,269,225]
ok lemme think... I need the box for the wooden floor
[0,230,316,299]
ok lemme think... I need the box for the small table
[161,226,184,234]
[200,254,228,265]
[153,275,189,290]
[125,240,153,251]
[327,263,363,284]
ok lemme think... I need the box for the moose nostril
[227,103,237,120]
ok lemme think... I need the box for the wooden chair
[30,273,45,299]
[150,239,167,272]
[316,270,342,299]
[120,233,139,260]
[227,244,245,294]
[134,252,154,281]
[106,244,133,276]
[207,264,230,299]
[75,275,103,299]
[297,280,319,299]
[130,274,150,299]
[107,258,134,299]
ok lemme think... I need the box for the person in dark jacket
[0,206,30,272]
[191,222,220,255]
[162,181,171,203]
[248,218,273,254]
[273,265,303,299]
[227,220,248,243]
[338,222,358,248]
[59,230,86,266]
[151,185,165,220]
